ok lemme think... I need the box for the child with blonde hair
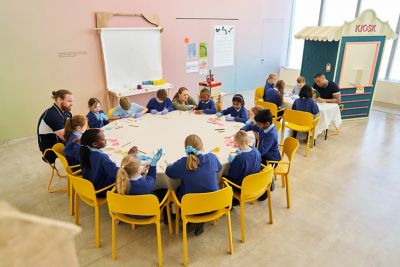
[111,97,148,119]
[226,130,261,187]
[292,76,305,95]
[116,148,164,197]
[63,115,87,166]
[166,134,221,235]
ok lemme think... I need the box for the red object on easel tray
[199,81,221,87]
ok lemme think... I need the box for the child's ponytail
[186,154,200,171]
[79,128,101,168]
[115,154,140,194]
[116,167,130,195]
[64,115,87,141]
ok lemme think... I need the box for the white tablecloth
[102,111,253,189]
[282,96,342,137]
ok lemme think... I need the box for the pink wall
[0,0,293,140]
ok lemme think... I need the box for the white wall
[374,80,400,105]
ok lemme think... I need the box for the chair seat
[116,213,157,225]
[274,163,289,175]
[80,195,107,207]
[185,210,225,223]
[285,122,312,132]
[233,189,266,203]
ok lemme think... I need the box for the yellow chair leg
[156,222,163,267]
[166,204,173,234]
[286,175,291,209]
[267,190,273,224]
[131,224,136,230]
[227,212,233,254]
[112,218,117,260]
[280,123,285,145]
[305,131,311,157]
[175,208,180,235]
[69,183,74,216]
[95,206,100,248]
[212,219,218,226]
[74,193,80,225]
[183,221,188,267]
[240,201,245,243]
[311,129,315,148]
[280,174,286,188]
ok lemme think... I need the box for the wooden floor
[1,103,400,266]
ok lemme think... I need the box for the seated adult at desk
[37,89,73,163]
[172,87,198,111]
[312,73,341,104]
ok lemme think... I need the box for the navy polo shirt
[313,81,340,99]
[37,104,71,162]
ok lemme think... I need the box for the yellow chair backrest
[241,165,274,201]
[52,143,71,171]
[181,186,233,217]
[52,143,65,156]
[69,174,97,205]
[284,109,313,127]
[107,190,160,217]
[282,137,299,162]
[254,87,264,102]
[273,120,281,133]
[107,107,116,119]
[255,100,278,117]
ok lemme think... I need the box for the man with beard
[37,89,73,163]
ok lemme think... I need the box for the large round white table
[101,111,254,189]
[282,95,342,137]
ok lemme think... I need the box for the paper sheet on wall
[186,60,199,73]
[213,25,235,67]
[187,43,196,59]
[199,58,208,75]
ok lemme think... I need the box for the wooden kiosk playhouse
[295,9,397,120]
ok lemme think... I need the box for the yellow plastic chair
[254,87,264,103]
[68,174,115,248]
[255,100,285,121]
[51,143,81,216]
[107,189,172,266]
[281,109,320,157]
[170,186,233,266]
[107,107,117,121]
[222,164,274,243]
[267,137,299,208]
[42,143,68,193]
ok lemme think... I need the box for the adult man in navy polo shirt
[312,73,341,104]
[37,89,73,163]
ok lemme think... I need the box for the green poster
[199,42,208,58]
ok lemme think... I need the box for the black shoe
[258,191,268,201]
[232,198,240,206]
[194,223,204,236]
[187,223,197,233]
[270,180,275,192]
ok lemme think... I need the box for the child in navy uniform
[111,97,148,120]
[194,88,217,114]
[216,94,248,123]
[80,128,137,197]
[166,134,221,235]
[292,85,319,138]
[87,98,109,128]
[146,89,174,115]
[63,115,87,167]
[254,109,281,200]
[226,130,261,186]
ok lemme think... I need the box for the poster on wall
[187,43,196,59]
[186,60,199,73]
[199,42,208,58]
[213,25,235,67]
[199,58,208,75]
